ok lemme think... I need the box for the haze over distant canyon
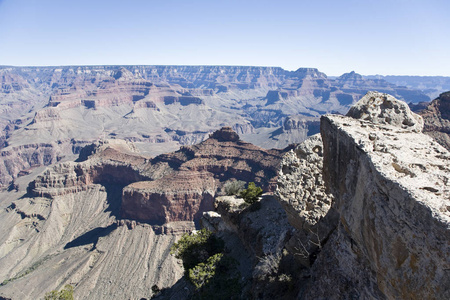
[1,65,447,188]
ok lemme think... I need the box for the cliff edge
[278,91,450,299]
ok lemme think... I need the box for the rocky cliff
[417,91,450,151]
[276,91,450,299]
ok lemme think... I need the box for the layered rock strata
[26,128,285,225]
[0,65,434,188]
[122,171,216,224]
[119,127,285,224]
[0,127,287,299]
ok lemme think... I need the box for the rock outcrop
[346,91,424,132]
[318,112,449,299]
[202,195,298,299]
[276,134,336,265]
[276,91,450,299]
[122,171,216,224]
[418,91,450,151]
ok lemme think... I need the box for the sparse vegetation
[44,284,74,300]
[251,249,301,298]
[151,284,160,294]
[150,284,162,298]
[1,255,51,287]
[223,180,246,196]
[188,253,224,289]
[170,228,224,272]
[170,229,241,299]
[240,182,263,204]
[253,252,282,280]
[294,227,323,264]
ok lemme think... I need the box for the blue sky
[0,0,448,76]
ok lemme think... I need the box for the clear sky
[0,0,448,76]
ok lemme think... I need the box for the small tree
[170,228,224,272]
[240,182,263,204]
[188,253,223,289]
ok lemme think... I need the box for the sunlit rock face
[319,92,449,299]
[417,91,450,151]
[277,92,450,299]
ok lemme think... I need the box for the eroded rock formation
[276,134,336,266]
[276,91,450,299]
[0,66,435,190]
[25,127,286,226]
[0,127,288,299]
[418,91,450,150]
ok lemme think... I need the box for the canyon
[0,65,437,189]
[0,64,449,299]
[0,127,288,299]
[0,91,448,299]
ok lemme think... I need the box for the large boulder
[346,91,424,132]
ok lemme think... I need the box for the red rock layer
[27,128,287,225]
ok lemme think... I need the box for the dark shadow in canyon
[64,223,118,250]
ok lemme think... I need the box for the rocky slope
[0,127,288,299]
[416,91,450,151]
[275,92,449,299]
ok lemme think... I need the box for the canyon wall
[418,91,450,151]
[0,65,435,189]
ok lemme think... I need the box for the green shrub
[223,180,246,196]
[189,253,224,289]
[170,228,224,272]
[189,253,241,300]
[170,229,242,299]
[44,284,74,300]
[240,182,263,204]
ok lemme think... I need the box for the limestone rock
[316,113,450,299]
[346,91,424,132]
[215,195,293,258]
[276,134,336,266]
[274,92,449,298]
[277,134,333,229]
